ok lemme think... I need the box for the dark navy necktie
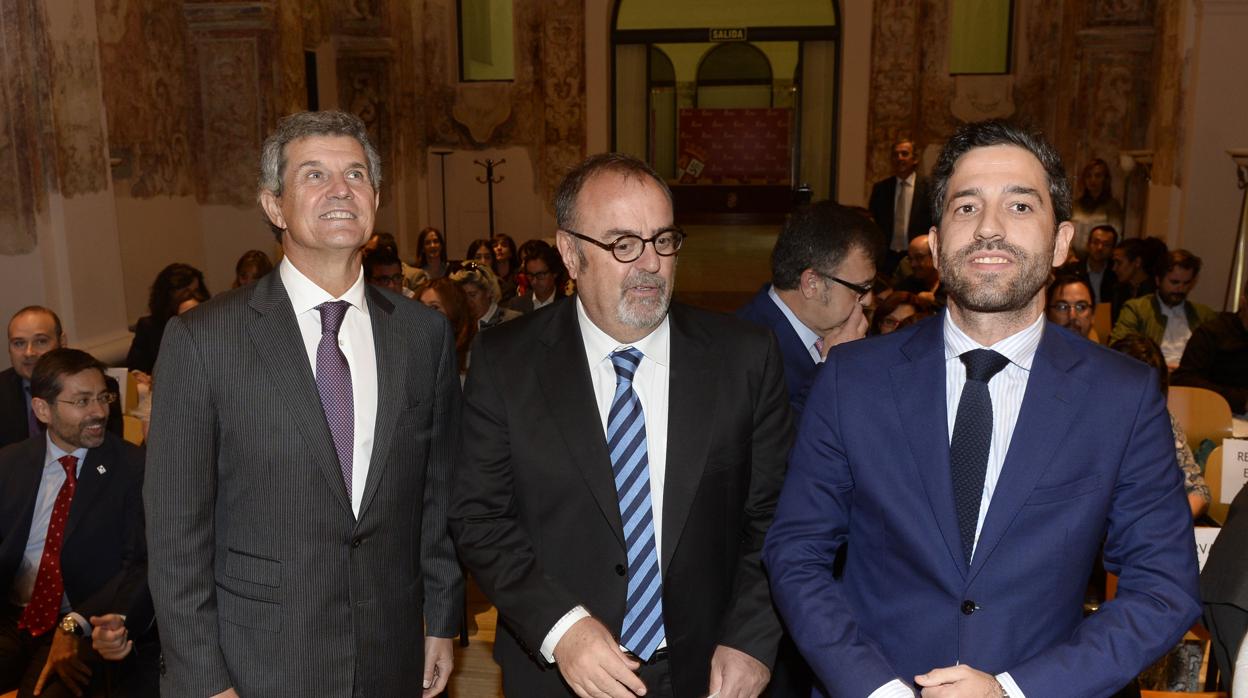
[608,348,665,660]
[950,349,1010,565]
[316,301,354,500]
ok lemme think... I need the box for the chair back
[1169,386,1233,449]
[1092,303,1112,344]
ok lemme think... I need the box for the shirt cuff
[868,678,917,697]
[67,612,92,639]
[540,606,591,663]
[997,672,1024,697]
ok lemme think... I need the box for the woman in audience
[1071,158,1125,258]
[451,262,521,331]
[232,249,274,288]
[869,291,934,336]
[126,263,210,373]
[416,226,449,279]
[491,233,520,301]
[419,278,476,377]
[1110,335,1210,518]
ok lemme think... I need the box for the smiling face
[422,231,444,262]
[932,144,1072,318]
[33,368,109,451]
[260,135,378,264]
[893,141,918,179]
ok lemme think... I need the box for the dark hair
[517,238,553,264]
[1078,159,1113,210]
[416,227,445,267]
[554,153,672,232]
[148,263,210,328]
[929,119,1072,226]
[1046,273,1094,306]
[10,306,63,340]
[258,111,381,240]
[30,348,107,402]
[1139,237,1170,278]
[233,250,274,288]
[371,232,399,254]
[1115,237,1144,261]
[363,247,403,278]
[1111,335,1168,396]
[1159,249,1202,278]
[524,242,570,292]
[869,291,935,336]
[1089,224,1118,246]
[422,278,476,373]
[771,201,885,290]
[466,239,496,266]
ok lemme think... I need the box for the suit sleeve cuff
[540,606,591,663]
[67,612,92,639]
[868,678,916,697]
[998,672,1025,697]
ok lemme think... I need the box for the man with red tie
[0,348,148,697]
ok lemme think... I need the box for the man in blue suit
[763,120,1200,698]
[737,202,882,416]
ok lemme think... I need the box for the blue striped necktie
[608,347,665,660]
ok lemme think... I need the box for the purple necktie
[316,301,354,499]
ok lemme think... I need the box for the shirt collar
[576,297,671,369]
[943,309,1045,371]
[44,432,88,474]
[899,171,916,186]
[279,256,368,317]
[768,286,821,352]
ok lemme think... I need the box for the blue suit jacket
[736,285,818,414]
[763,313,1201,697]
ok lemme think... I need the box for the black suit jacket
[0,433,147,621]
[450,300,792,697]
[735,285,818,416]
[867,174,933,248]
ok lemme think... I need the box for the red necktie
[18,454,78,636]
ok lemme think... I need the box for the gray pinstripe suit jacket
[144,270,462,697]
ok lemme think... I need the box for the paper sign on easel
[1221,438,1248,504]
[1194,527,1220,571]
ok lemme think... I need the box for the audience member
[363,246,415,298]
[1046,274,1097,340]
[144,110,462,697]
[491,233,520,295]
[451,152,790,698]
[0,348,152,698]
[895,233,943,305]
[1200,484,1248,694]
[363,231,425,293]
[505,242,566,314]
[764,119,1199,698]
[419,278,476,375]
[1063,224,1117,306]
[868,138,933,275]
[451,262,520,330]
[1110,249,1216,368]
[124,263,210,374]
[1111,238,1155,321]
[869,291,935,336]
[1070,159,1124,257]
[416,226,450,280]
[231,250,274,288]
[1172,281,1248,414]
[737,200,881,417]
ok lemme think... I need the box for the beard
[940,238,1053,313]
[1160,291,1187,307]
[617,271,671,329]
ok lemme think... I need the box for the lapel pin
[97,465,107,475]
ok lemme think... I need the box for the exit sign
[709,28,747,41]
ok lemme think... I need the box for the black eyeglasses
[818,273,873,302]
[561,228,685,263]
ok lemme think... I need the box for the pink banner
[677,108,791,185]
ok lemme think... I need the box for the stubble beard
[940,238,1053,314]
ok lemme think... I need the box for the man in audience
[451,153,791,698]
[0,348,151,697]
[145,110,462,697]
[1110,237,1155,320]
[737,200,881,415]
[1070,225,1117,306]
[1110,249,1216,368]
[1046,274,1096,340]
[764,119,1200,697]
[506,242,565,313]
[1173,281,1248,414]
[869,139,933,275]
[363,245,415,298]
[895,234,941,301]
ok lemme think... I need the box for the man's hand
[34,628,90,696]
[209,690,240,698]
[88,614,132,660]
[423,636,454,697]
[823,303,869,356]
[553,616,646,698]
[915,665,1004,697]
[706,644,769,698]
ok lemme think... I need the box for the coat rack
[474,158,505,237]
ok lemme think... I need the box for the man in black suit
[0,348,149,697]
[868,139,933,275]
[451,153,792,698]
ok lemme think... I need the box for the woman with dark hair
[416,226,449,279]
[491,233,520,301]
[868,291,935,336]
[126,263,211,373]
[232,249,274,288]
[418,278,476,378]
[1071,158,1124,259]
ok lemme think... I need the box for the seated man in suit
[765,119,1199,697]
[1075,224,1118,306]
[737,201,882,416]
[506,242,566,314]
[1045,273,1096,340]
[0,348,149,697]
[1110,248,1217,368]
[868,139,933,276]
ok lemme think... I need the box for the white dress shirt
[769,286,823,364]
[891,172,917,252]
[280,258,378,517]
[1158,296,1192,366]
[869,312,1043,698]
[540,298,671,662]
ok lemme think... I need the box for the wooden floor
[447,223,779,697]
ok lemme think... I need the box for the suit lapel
[65,439,112,541]
[5,439,48,551]
[969,327,1088,580]
[661,306,714,574]
[356,287,401,521]
[890,318,965,578]
[537,302,626,549]
[247,273,353,516]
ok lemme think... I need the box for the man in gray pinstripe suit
[144,111,462,697]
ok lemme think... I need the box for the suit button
[351,537,362,548]
[961,600,977,615]
[614,564,626,576]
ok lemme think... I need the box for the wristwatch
[59,615,83,636]
[994,678,1010,698]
